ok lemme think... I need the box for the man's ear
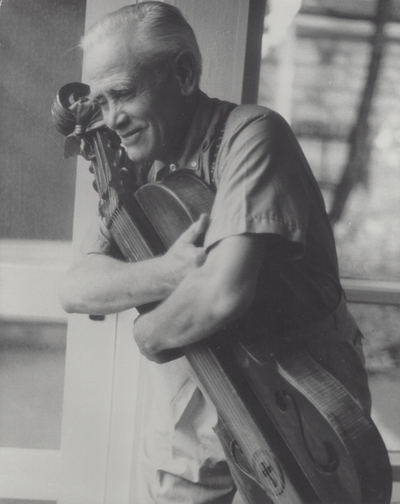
[175,52,197,96]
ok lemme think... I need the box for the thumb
[179,214,209,244]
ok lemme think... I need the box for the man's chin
[124,145,152,164]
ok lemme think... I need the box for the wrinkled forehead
[84,32,170,98]
[85,34,138,83]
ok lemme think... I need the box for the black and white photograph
[0,1,399,503]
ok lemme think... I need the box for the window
[0,0,86,453]
[259,0,400,493]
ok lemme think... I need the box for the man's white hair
[81,2,202,87]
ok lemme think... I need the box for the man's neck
[163,89,201,165]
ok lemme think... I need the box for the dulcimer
[52,83,392,504]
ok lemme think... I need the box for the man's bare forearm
[59,216,208,315]
[133,234,266,362]
[59,253,183,315]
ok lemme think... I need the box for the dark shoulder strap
[209,104,237,189]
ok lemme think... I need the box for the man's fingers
[179,214,209,243]
[151,348,184,364]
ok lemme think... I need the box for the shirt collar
[175,91,218,170]
[148,91,234,182]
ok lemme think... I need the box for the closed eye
[113,88,137,100]
[90,84,138,111]
[89,92,108,109]
[95,98,108,109]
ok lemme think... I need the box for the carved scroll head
[52,82,104,159]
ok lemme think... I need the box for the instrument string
[49,93,288,500]
[86,128,290,502]
[189,349,286,504]
[91,137,289,504]
[95,135,157,263]
[9,87,65,152]
[105,172,286,504]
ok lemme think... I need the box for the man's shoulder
[224,103,286,134]
[201,91,283,129]
[230,103,275,117]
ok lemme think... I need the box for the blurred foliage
[260,14,400,286]
[349,303,400,374]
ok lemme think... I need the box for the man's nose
[104,103,129,131]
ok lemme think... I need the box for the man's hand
[133,215,208,363]
[132,234,266,362]
[161,214,208,287]
[59,215,209,315]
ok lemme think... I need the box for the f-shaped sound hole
[275,390,339,474]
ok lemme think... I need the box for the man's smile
[120,127,145,144]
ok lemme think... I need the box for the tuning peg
[112,147,124,169]
[119,167,132,185]
[58,82,91,110]
[107,138,121,150]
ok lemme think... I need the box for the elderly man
[60,2,371,503]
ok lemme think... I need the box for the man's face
[86,35,188,164]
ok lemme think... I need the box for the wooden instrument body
[52,85,392,504]
[90,131,392,503]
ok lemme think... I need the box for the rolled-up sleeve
[204,106,310,258]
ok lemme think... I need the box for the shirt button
[170,164,177,171]
[190,161,197,168]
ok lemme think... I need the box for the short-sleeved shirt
[83,91,342,335]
